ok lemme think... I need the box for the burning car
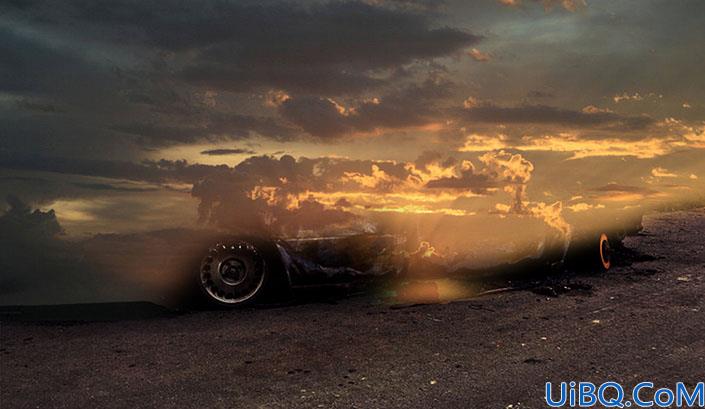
[173,152,650,307]
[191,208,643,307]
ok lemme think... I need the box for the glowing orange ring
[599,233,611,270]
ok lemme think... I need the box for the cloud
[0,196,103,304]
[278,79,451,138]
[200,148,257,156]
[0,152,231,185]
[613,93,643,103]
[510,133,674,159]
[176,1,480,95]
[14,98,66,114]
[418,151,534,214]
[0,196,214,305]
[464,118,705,159]
[590,183,661,202]
[425,167,495,192]
[426,150,534,214]
[71,182,159,193]
[468,48,491,62]
[613,92,663,104]
[526,90,555,99]
[497,0,521,6]
[543,0,586,12]
[190,152,541,234]
[651,167,678,178]
[497,0,586,12]
[111,113,298,146]
[567,202,605,212]
[457,133,508,151]
[2,0,479,96]
[0,195,63,240]
[463,96,480,109]
[0,0,481,156]
[459,103,654,130]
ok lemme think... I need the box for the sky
[1,0,704,240]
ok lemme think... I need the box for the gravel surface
[2,209,704,408]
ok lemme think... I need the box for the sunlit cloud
[454,118,705,159]
[463,97,480,109]
[651,167,677,178]
[458,133,508,152]
[516,135,672,159]
[581,105,612,114]
[468,48,491,62]
[613,92,663,104]
[567,202,605,212]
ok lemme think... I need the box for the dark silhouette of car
[191,209,644,307]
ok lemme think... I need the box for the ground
[1,209,704,408]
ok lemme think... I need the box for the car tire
[197,240,270,307]
[597,232,611,271]
[564,232,613,273]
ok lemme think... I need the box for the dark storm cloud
[370,0,449,12]
[200,148,257,156]
[0,0,482,160]
[3,0,480,96]
[0,26,121,110]
[590,183,659,196]
[0,196,83,303]
[278,79,452,138]
[14,98,66,114]
[71,182,159,193]
[165,1,479,95]
[526,90,555,100]
[0,26,166,156]
[0,153,231,185]
[108,108,299,146]
[497,0,586,12]
[414,150,457,172]
[0,195,213,305]
[459,103,654,130]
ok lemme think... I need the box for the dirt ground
[1,209,704,408]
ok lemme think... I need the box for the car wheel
[198,241,268,307]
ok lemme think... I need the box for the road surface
[2,209,704,408]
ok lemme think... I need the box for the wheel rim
[599,233,611,270]
[220,258,248,286]
[199,242,266,304]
